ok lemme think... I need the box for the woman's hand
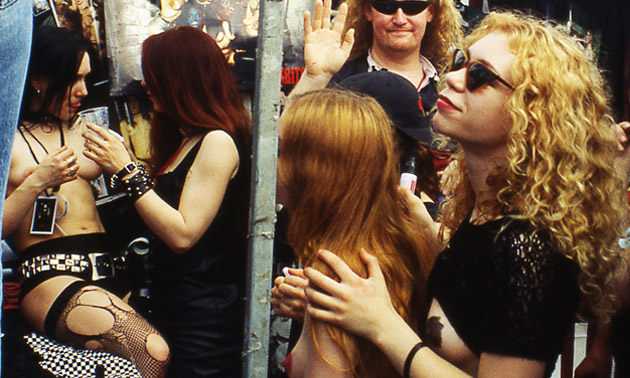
[82,123,133,175]
[271,268,308,321]
[28,145,79,190]
[303,249,400,343]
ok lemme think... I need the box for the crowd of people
[0,1,629,378]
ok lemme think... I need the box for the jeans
[0,0,33,363]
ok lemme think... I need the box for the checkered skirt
[25,333,141,378]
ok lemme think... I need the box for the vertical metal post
[244,0,284,375]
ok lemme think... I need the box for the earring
[35,88,41,95]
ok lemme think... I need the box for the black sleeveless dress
[148,138,249,378]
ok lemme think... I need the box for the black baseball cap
[338,70,434,147]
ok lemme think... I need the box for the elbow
[168,235,199,255]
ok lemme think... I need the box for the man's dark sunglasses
[450,48,514,91]
[371,0,430,15]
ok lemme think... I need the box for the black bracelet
[121,168,152,202]
[403,341,425,378]
[110,162,138,189]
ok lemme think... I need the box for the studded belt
[19,252,126,282]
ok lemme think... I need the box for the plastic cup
[79,106,109,136]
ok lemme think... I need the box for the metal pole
[244,0,284,375]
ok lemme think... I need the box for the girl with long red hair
[85,26,251,378]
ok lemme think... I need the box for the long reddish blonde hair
[279,89,434,377]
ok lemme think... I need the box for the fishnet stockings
[53,286,169,378]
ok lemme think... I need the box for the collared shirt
[366,50,439,92]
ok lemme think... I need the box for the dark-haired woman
[4,26,170,377]
[86,26,251,378]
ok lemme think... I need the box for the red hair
[141,26,251,171]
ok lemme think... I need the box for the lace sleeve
[481,221,580,360]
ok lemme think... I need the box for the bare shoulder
[200,129,238,151]
[195,130,240,174]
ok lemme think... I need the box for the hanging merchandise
[105,0,314,96]
[104,0,166,96]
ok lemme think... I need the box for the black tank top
[149,137,250,295]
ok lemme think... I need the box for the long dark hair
[21,26,91,124]
[141,26,251,172]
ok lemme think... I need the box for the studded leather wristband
[110,162,138,189]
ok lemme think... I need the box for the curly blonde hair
[440,12,624,321]
[343,0,463,72]
[279,89,434,377]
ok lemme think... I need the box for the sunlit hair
[343,0,463,72]
[279,89,434,377]
[440,12,624,321]
[141,26,251,172]
[20,26,91,125]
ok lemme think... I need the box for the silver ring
[66,156,76,166]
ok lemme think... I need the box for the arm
[575,247,630,378]
[84,126,238,254]
[304,249,546,378]
[135,131,238,253]
[288,0,355,98]
[574,322,613,378]
[3,146,79,237]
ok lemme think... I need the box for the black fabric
[43,280,90,336]
[2,296,54,378]
[18,233,127,299]
[330,55,439,124]
[612,307,630,376]
[330,56,370,84]
[51,286,168,378]
[149,136,248,378]
[427,217,580,378]
[338,71,435,147]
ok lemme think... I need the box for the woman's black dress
[149,139,249,378]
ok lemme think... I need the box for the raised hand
[303,0,355,78]
[289,0,355,97]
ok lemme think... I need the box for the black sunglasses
[371,0,430,15]
[450,49,514,91]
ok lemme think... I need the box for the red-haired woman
[84,26,251,378]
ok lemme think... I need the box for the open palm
[303,0,355,77]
